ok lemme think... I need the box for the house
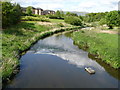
[43,10,55,15]
[21,7,55,15]
[33,7,43,15]
[21,7,43,15]
[21,7,27,13]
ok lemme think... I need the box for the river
[6,31,119,88]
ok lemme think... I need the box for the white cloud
[11,0,119,12]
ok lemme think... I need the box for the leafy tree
[55,10,61,18]
[105,10,120,29]
[64,16,82,26]
[26,6,32,16]
[84,12,107,22]
[66,12,78,16]
[2,1,22,28]
[79,16,83,21]
[99,18,106,25]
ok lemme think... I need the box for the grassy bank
[2,20,81,83]
[71,30,119,69]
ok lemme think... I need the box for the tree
[26,6,32,16]
[99,18,106,25]
[105,11,120,29]
[64,16,82,26]
[2,1,22,28]
[11,4,22,24]
[55,10,61,18]
[66,12,78,16]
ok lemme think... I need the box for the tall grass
[72,30,119,69]
[2,21,51,80]
[2,20,81,83]
[21,16,50,22]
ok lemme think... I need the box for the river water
[7,32,119,88]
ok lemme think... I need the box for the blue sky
[11,0,119,12]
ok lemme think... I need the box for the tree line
[2,1,120,29]
[83,11,120,29]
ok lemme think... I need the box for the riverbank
[2,20,81,87]
[71,29,119,69]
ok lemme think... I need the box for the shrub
[21,16,50,22]
[105,10,120,29]
[57,23,64,27]
[2,2,22,28]
[64,16,82,26]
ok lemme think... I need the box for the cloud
[11,0,119,12]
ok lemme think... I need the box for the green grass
[2,20,81,82]
[72,30,119,69]
[21,16,50,22]
[2,21,52,80]
[49,19,64,23]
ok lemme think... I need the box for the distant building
[21,7,27,13]
[21,7,55,15]
[43,10,55,15]
[33,7,43,15]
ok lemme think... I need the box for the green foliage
[26,6,32,16]
[105,11,120,29]
[2,21,51,80]
[47,10,64,19]
[46,14,58,19]
[64,16,82,26]
[21,16,50,22]
[55,10,61,18]
[72,30,119,69]
[2,20,80,81]
[66,12,78,16]
[99,18,106,25]
[84,12,107,22]
[57,23,64,27]
[2,2,22,28]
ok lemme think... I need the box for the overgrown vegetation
[2,19,80,84]
[2,21,51,80]
[64,16,82,26]
[46,10,64,19]
[83,10,120,29]
[2,1,120,87]
[2,2,22,28]
[105,11,120,29]
[21,16,50,22]
[72,30,119,69]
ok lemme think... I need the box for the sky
[10,0,119,13]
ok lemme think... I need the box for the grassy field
[72,30,119,69]
[2,19,81,83]
[49,19,64,23]
[2,21,52,80]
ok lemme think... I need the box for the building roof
[44,10,55,12]
[36,8,43,10]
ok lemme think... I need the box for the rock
[85,67,95,74]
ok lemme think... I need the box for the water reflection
[31,34,105,72]
[7,32,119,88]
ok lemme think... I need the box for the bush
[99,18,106,25]
[105,10,120,29]
[21,16,50,22]
[2,2,22,28]
[64,16,82,26]
[57,23,64,27]
[47,14,58,19]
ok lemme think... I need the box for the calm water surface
[7,32,119,88]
